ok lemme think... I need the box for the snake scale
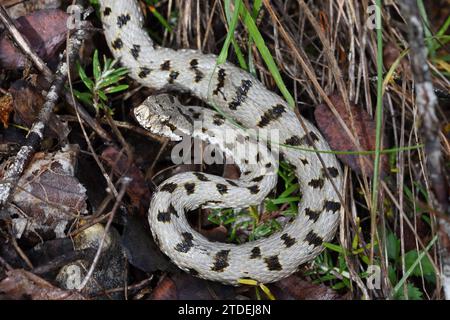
[99,0,343,285]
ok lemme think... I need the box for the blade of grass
[278,143,423,156]
[223,0,248,70]
[417,0,434,58]
[144,0,173,32]
[370,0,384,266]
[247,0,263,75]
[217,0,242,65]
[382,48,410,95]
[393,235,438,297]
[238,4,295,107]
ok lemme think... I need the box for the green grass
[370,0,384,265]
[392,234,438,299]
[222,0,248,70]
[208,161,299,242]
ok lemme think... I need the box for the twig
[58,115,166,143]
[9,232,33,269]
[31,249,95,275]
[90,276,153,297]
[0,26,88,208]
[399,0,450,299]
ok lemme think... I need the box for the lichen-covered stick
[99,0,342,285]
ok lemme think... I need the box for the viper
[98,0,343,285]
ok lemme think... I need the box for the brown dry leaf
[9,80,70,143]
[383,42,400,71]
[101,146,151,215]
[222,163,240,180]
[0,9,68,69]
[150,273,235,300]
[198,225,228,243]
[383,41,407,72]
[149,276,178,300]
[272,275,348,300]
[9,80,44,126]
[0,93,13,128]
[314,94,389,177]
[0,269,86,300]
[121,215,172,273]
[3,145,88,239]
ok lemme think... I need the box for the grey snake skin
[99,0,343,285]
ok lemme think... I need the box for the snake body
[99,0,343,285]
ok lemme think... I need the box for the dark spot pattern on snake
[138,67,151,78]
[308,178,325,189]
[257,104,286,128]
[184,183,196,195]
[211,250,230,272]
[117,13,131,28]
[213,68,226,98]
[103,7,111,16]
[216,183,228,195]
[281,233,296,248]
[193,172,209,181]
[228,79,252,110]
[250,247,261,259]
[160,182,177,193]
[174,232,194,253]
[324,201,341,213]
[157,203,178,223]
[111,38,123,50]
[131,44,140,59]
[160,60,171,71]
[248,185,260,194]
[305,230,323,247]
[305,208,320,222]
[264,255,283,271]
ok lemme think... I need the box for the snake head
[133,94,193,141]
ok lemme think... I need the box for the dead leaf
[0,93,13,127]
[9,79,70,142]
[9,80,44,126]
[0,9,68,69]
[314,94,389,177]
[272,275,347,300]
[0,269,86,300]
[198,225,228,243]
[121,215,172,273]
[2,145,88,240]
[222,163,240,180]
[383,42,406,72]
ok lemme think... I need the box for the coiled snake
[99,0,343,285]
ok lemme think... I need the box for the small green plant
[208,161,299,242]
[309,225,377,292]
[74,50,129,114]
[309,229,437,299]
[386,231,437,300]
